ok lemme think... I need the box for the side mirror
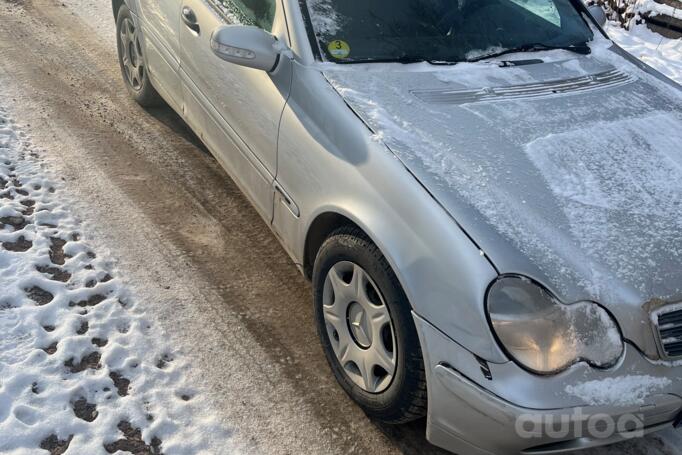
[210,25,280,72]
[587,4,607,27]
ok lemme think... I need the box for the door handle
[181,6,200,34]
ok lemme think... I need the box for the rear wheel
[312,226,427,423]
[116,5,162,107]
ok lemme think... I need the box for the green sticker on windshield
[328,40,351,59]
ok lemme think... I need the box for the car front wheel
[312,226,427,423]
[116,5,161,107]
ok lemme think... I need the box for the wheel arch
[303,211,363,280]
[302,206,418,315]
[298,198,506,362]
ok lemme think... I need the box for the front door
[178,0,292,221]
[137,0,183,110]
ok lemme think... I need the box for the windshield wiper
[336,56,460,65]
[335,56,424,64]
[467,42,591,63]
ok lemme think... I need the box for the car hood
[323,44,682,357]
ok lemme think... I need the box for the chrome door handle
[181,6,200,34]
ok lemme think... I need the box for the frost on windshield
[306,0,342,37]
[213,0,275,30]
[214,0,250,25]
[508,0,560,26]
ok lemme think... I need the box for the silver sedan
[112,0,682,453]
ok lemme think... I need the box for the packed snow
[0,108,230,454]
[565,375,673,406]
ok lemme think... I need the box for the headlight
[486,276,623,374]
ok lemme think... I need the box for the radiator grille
[655,306,682,359]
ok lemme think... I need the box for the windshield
[302,0,594,63]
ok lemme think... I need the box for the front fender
[277,62,507,363]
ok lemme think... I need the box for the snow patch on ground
[0,107,230,454]
[607,22,682,85]
[565,375,672,406]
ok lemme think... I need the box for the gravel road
[0,0,679,453]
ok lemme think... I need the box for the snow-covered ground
[0,109,229,454]
[607,22,682,84]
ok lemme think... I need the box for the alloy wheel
[119,17,145,91]
[322,261,397,393]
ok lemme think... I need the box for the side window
[214,0,276,31]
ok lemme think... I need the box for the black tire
[116,5,162,107]
[312,226,427,424]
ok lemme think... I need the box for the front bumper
[413,313,682,455]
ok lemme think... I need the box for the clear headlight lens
[487,276,624,374]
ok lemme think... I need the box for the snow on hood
[323,43,682,316]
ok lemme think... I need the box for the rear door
[137,0,183,109]
[178,0,292,221]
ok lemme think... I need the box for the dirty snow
[0,108,230,454]
[565,375,672,406]
[61,0,115,44]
